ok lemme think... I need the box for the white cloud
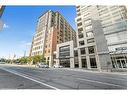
[3,23,9,28]
[19,41,32,56]
[20,41,31,47]
[26,42,31,46]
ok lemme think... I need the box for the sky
[0,6,76,59]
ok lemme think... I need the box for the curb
[55,68,127,76]
[1,64,127,76]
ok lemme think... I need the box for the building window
[77,13,81,16]
[60,45,70,52]
[76,6,80,9]
[74,50,78,57]
[121,60,127,68]
[87,38,95,43]
[86,31,94,37]
[80,48,86,55]
[78,33,84,38]
[90,57,97,68]
[84,19,91,25]
[117,60,122,68]
[59,45,70,58]
[81,57,87,68]
[88,46,95,54]
[85,25,92,31]
[98,8,109,16]
[78,28,83,32]
[79,40,85,46]
[77,22,82,27]
[77,18,82,22]
[77,9,80,12]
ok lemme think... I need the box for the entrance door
[81,58,87,68]
[90,57,97,68]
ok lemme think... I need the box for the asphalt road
[0,64,127,89]
[0,67,52,89]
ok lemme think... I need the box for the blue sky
[0,6,76,58]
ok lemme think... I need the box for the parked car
[0,62,5,64]
[37,63,49,68]
[16,62,21,65]
[54,64,63,68]
[58,65,63,68]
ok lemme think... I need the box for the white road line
[0,67,60,90]
[1,66,126,89]
[76,77,126,88]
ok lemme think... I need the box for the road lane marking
[1,66,127,89]
[9,67,127,88]
[76,77,126,88]
[0,67,60,90]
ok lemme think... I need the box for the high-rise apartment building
[30,10,76,67]
[76,6,127,70]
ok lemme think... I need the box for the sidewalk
[53,68,127,76]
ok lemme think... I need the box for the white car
[0,62,5,64]
[54,64,63,68]
[37,63,49,68]
[59,65,63,68]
